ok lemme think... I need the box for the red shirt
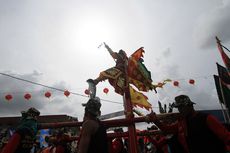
[158,113,230,153]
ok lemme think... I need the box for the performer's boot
[94,73,107,84]
[86,79,97,98]
[87,74,107,98]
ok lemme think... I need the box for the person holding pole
[77,97,109,153]
[148,95,230,153]
[1,107,40,153]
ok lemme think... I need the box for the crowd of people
[1,94,230,153]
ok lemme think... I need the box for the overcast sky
[0,0,230,122]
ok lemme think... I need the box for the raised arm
[104,42,119,59]
[146,112,178,134]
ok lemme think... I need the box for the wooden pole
[123,88,138,153]
[123,54,139,153]
[38,113,180,129]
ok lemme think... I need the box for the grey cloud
[153,62,180,81]
[157,82,220,111]
[0,71,44,116]
[162,48,171,58]
[155,61,220,111]
[193,1,230,48]
[0,71,76,116]
[154,48,171,67]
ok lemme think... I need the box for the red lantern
[64,90,70,97]
[103,88,109,94]
[24,93,32,100]
[189,79,195,85]
[45,91,51,98]
[84,89,90,95]
[5,94,13,101]
[173,81,179,87]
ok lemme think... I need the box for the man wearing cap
[1,107,40,153]
[77,97,109,153]
[149,95,230,153]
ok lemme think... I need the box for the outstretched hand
[146,111,158,123]
[103,42,114,57]
[103,42,109,49]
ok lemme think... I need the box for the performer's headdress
[21,107,40,120]
[172,95,196,108]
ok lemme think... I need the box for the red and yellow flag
[129,86,152,111]
[128,47,153,92]
[131,47,145,61]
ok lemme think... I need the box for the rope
[0,72,122,104]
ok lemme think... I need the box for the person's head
[172,95,195,116]
[118,50,127,57]
[82,97,101,120]
[21,107,40,120]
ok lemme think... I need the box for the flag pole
[218,77,230,123]
[123,57,138,153]
[222,45,230,53]
[216,36,230,74]
[216,36,230,53]
[214,75,228,123]
[220,102,227,123]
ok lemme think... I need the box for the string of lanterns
[155,78,197,88]
[3,88,110,101]
[0,72,211,103]
[172,79,195,87]
[2,79,195,102]
[2,79,197,101]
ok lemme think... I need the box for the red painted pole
[123,58,138,153]
[123,90,138,153]
[107,130,162,139]
[39,113,180,129]
[38,116,145,129]
[46,130,162,142]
